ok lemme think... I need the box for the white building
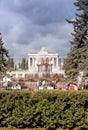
[9,48,64,79]
[28,48,62,75]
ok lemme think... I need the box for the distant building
[8,48,64,79]
[28,47,62,75]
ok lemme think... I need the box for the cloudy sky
[0,0,76,64]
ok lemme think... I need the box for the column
[52,57,54,69]
[28,56,30,71]
[56,56,59,69]
[33,57,34,67]
[34,57,35,67]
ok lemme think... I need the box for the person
[74,83,77,90]
[37,80,42,90]
[85,81,88,89]
[69,83,75,91]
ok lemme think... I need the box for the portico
[28,48,62,75]
[8,48,64,79]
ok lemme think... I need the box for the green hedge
[0,90,88,130]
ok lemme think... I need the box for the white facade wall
[7,70,29,79]
[8,48,64,79]
[28,48,62,74]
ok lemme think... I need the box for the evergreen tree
[14,64,17,70]
[18,62,21,69]
[21,58,26,70]
[0,33,9,79]
[6,57,14,71]
[25,60,28,70]
[63,0,88,85]
[19,57,28,70]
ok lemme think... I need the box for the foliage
[6,57,14,71]
[19,57,28,70]
[0,90,88,130]
[63,0,88,84]
[0,33,9,80]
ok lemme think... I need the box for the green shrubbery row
[0,90,88,130]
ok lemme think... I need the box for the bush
[0,90,88,130]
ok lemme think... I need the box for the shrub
[0,90,88,130]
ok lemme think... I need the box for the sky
[0,0,76,65]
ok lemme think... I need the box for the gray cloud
[0,0,76,65]
[1,0,76,25]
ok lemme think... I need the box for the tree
[14,64,17,70]
[19,57,28,70]
[25,59,28,70]
[63,0,88,85]
[0,33,9,80]
[6,57,14,71]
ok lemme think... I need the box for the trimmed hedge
[0,90,88,130]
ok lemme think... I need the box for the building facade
[9,48,64,79]
[28,48,62,75]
